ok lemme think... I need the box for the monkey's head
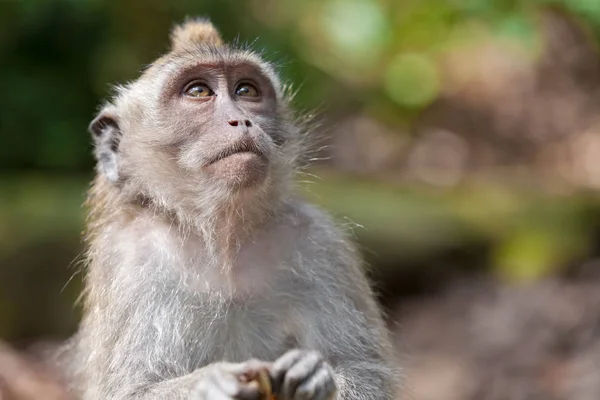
[89,19,300,218]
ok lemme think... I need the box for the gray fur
[63,19,399,400]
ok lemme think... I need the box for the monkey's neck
[87,175,286,272]
[197,191,280,267]
[183,177,290,264]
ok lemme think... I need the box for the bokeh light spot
[321,0,391,69]
[384,52,440,108]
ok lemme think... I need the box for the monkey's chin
[206,152,269,188]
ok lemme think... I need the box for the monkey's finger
[281,352,322,400]
[210,363,268,400]
[205,370,262,400]
[225,358,270,375]
[228,359,271,378]
[270,349,304,393]
[243,359,272,375]
[295,365,337,400]
[235,381,264,400]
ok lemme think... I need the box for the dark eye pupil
[238,86,249,94]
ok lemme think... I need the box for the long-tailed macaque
[62,18,398,400]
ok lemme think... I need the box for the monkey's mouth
[204,137,267,167]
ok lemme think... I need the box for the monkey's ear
[170,17,223,51]
[89,107,121,183]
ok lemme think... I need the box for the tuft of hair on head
[170,17,223,51]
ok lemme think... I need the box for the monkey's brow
[168,58,276,90]
[177,58,269,75]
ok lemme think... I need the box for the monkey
[61,17,399,400]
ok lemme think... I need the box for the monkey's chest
[177,231,300,364]
[186,243,286,298]
[187,295,296,366]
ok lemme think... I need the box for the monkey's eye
[184,82,214,98]
[235,82,260,97]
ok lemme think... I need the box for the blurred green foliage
[305,169,599,282]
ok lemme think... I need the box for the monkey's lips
[207,150,265,165]
[204,140,269,186]
[205,137,267,166]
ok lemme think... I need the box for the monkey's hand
[270,350,337,400]
[192,360,271,400]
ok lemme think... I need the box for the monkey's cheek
[207,152,270,188]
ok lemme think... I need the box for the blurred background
[1,0,600,399]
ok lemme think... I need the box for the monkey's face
[151,57,282,189]
[90,48,295,212]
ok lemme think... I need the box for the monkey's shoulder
[277,198,355,245]
[271,198,363,274]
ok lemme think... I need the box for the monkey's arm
[137,371,206,400]
[270,348,395,400]
[84,361,268,400]
[313,290,399,400]
[290,212,400,400]
[332,362,398,400]
[280,275,399,400]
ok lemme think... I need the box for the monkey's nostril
[244,120,252,127]
[228,120,239,127]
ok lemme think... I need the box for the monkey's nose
[228,120,252,127]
